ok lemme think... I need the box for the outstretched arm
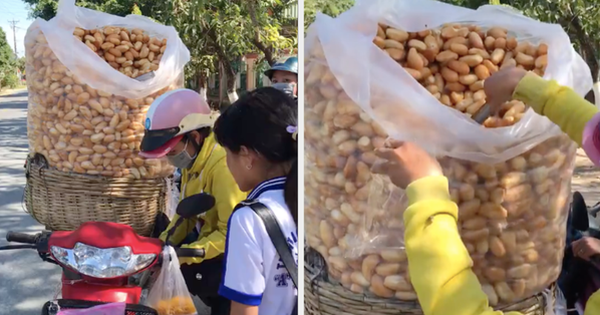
[513,72,597,147]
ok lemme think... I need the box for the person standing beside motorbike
[214,87,298,315]
[265,56,298,100]
[140,88,247,315]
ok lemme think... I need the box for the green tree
[23,0,171,21]
[170,0,295,102]
[245,0,297,65]
[304,0,354,30]
[16,56,26,73]
[0,27,17,89]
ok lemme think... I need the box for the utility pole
[8,19,19,56]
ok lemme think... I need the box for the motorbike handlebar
[6,232,38,244]
[154,247,205,267]
[6,230,205,259]
[173,247,205,258]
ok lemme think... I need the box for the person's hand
[484,66,529,115]
[572,237,600,261]
[371,140,443,189]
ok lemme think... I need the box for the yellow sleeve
[513,72,598,146]
[585,291,600,315]
[179,164,247,265]
[158,215,197,245]
[159,170,197,244]
[403,176,521,315]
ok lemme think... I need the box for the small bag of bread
[24,0,190,178]
[146,246,198,315]
[305,0,591,306]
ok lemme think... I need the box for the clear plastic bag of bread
[304,0,592,306]
[24,0,190,179]
[146,246,197,315]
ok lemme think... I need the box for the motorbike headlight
[51,242,156,278]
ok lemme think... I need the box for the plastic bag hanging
[145,246,197,315]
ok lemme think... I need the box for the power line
[0,0,26,18]
[8,19,19,57]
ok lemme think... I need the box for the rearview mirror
[176,193,216,219]
[164,193,216,246]
[571,191,589,232]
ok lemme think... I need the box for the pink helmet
[139,89,218,159]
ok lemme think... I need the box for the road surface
[0,89,61,314]
[0,90,209,314]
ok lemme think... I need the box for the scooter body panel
[61,280,143,304]
[48,221,163,254]
[46,222,163,304]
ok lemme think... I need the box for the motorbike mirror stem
[164,216,185,246]
[590,206,600,218]
[176,193,216,218]
[163,193,215,246]
[571,191,590,232]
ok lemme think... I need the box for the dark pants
[152,214,230,315]
[180,257,230,315]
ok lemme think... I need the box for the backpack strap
[237,200,298,288]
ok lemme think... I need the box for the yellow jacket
[159,133,247,265]
[405,176,600,315]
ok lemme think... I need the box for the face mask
[167,140,197,169]
[272,82,296,97]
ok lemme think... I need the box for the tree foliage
[22,0,170,20]
[304,0,354,30]
[16,57,26,73]
[149,0,296,102]
[0,27,18,89]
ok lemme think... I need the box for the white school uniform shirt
[219,176,298,315]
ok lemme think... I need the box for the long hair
[213,87,298,224]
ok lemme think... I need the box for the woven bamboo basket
[24,154,170,236]
[304,248,555,315]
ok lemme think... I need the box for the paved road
[0,90,61,314]
[0,90,209,314]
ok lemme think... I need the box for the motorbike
[0,193,214,315]
[560,191,600,315]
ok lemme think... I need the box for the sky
[0,0,33,58]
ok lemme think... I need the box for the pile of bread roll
[305,23,576,306]
[25,26,179,178]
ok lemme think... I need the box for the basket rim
[304,247,553,314]
[23,155,171,236]
[26,154,170,184]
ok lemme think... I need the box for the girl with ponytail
[213,87,298,315]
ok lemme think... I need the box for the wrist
[512,71,549,115]
[406,175,451,207]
